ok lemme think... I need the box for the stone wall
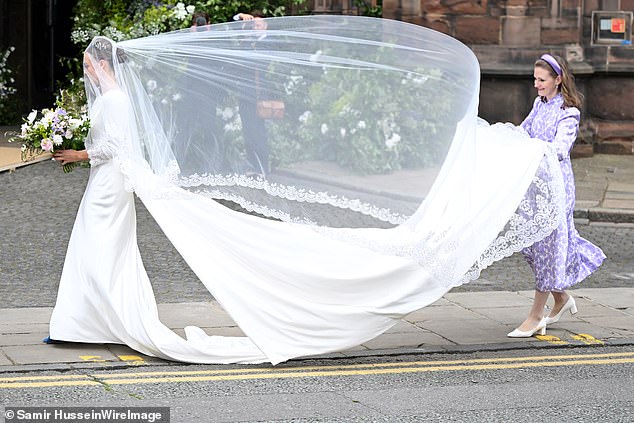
[383,0,634,154]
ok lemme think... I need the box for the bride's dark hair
[87,37,127,68]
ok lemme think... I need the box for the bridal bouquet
[12,105,90,173]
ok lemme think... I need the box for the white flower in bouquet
[43,110,56,125]
[68,117,83,130]
[27,110,37,124]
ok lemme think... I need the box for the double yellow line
[2,351,634,389]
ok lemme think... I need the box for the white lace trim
[87,142,118,167]
[307,146,565,289]
[176,173,408,224]
[191,188,318,225]
[116,140,565,291]
[456,146,566,287]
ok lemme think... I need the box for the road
[1,346,633,422]
[1,161,633,308]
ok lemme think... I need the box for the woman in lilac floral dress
[507,54,606,338]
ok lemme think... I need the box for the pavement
[1,130,633,373]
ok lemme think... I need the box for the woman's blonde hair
[535,54,583,109]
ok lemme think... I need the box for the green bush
[60,1,307,114]
[268,48,456,175]
[0,47,21,125]
[70,0,307,48]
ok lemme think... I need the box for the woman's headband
[540,54,562,76]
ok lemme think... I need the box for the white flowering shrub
[70,1,304,49]
[0,47,20,125]
[269,52,455,174]
[64,1,304,120]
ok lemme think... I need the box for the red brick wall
[382,0,634,152]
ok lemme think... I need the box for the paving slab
[468,306,536,324]
[444,291,534,308]
[572,303,622,318]
[608,182,634,192]
[404,305,483,323]
[362,330,453,350]
[0,287,632,371]
[579,315,634,332]
[104,344,170,365]
[605,191,634,200]
[0,332,49,347]
[3,343,120,365]
[575,287,634,309]
[0,351,12,366]
[157,302,236,328]
[0,323,50,333]
[0,307,52,324]
[386,320,430,334]
[602,199,634,209]
[555,322,628,340]
[419,319,515,345]
[575,199,600,210]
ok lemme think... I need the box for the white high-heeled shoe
[507,318,547,338]
[544,295,577,325]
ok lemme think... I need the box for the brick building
[2,0,633,152]
[382,0,634,154]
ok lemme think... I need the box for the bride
[49,16,566,365]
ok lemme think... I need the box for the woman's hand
[53,150,89,165]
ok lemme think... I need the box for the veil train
[50,16,564,364]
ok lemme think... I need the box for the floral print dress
[520,93,606,291]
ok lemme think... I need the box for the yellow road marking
[1,351,633,389]
[4,351,634,383]
[118,355,146,365]
[79,355,107,362]
[571,334,605,345]
[536,335,568,345]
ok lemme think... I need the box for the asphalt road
[1,160,632,308]
[1,346,633,422]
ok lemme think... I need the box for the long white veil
[106,16,478,224]
[79,16,565,364]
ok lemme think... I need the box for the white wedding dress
[49,19,566,365]
[49,91,562,365]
